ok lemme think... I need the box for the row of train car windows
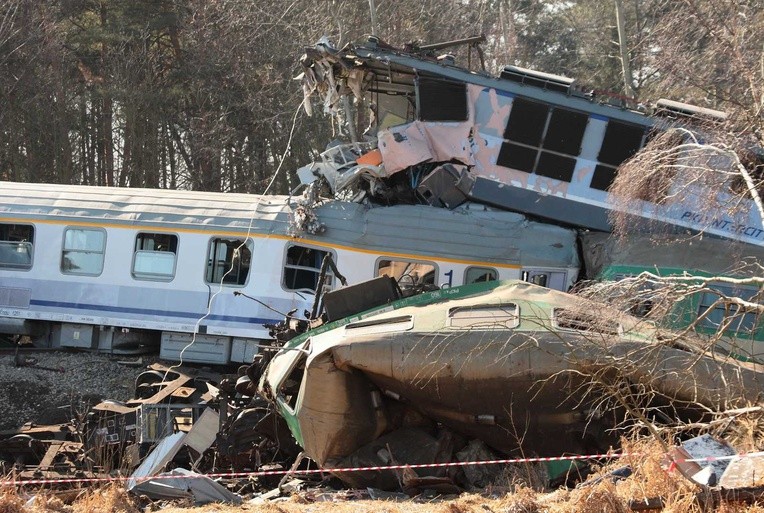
[0,223,499,291]
[493,97,646,190]
[415,81,647,191]
[0,224,252,285]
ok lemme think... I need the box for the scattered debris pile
[0,359,299,505]
[5,432,764,511]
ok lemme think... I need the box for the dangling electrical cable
[163,100,305,380]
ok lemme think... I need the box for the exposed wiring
[233,291,290,318]
[163,101,304,383]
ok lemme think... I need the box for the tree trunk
[614,0,636,98]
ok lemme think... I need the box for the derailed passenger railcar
[0,181,580,364]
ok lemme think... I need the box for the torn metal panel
[299,37,764,246]
[720,455,764,489]
[260,280,764,488]
[417,164,474,209]
[580,232,764,279]
[126,431,186,491]
[183,408,219,455]
[667,434,737,486]
[378,122,433,174]
[130,468,242,504]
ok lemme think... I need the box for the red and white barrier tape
[3,450,764,487]
[1,452,622,486]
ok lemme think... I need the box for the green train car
[581,232,764,362]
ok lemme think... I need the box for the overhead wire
[162,100,305,381]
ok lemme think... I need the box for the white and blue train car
[0,181,580,365]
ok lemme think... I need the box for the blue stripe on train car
[29,299,276,325]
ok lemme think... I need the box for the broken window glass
[61,228,106,275]
[283,245,333,293]
[376,259,436,292]
[133,233,178,281]
[0,223,34,269]
[205,238,252,286]
[279,349,308,411]
[465,266,498,284]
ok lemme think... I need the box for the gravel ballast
[0,351,144,430]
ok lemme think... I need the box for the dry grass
[0,487,24,513]
[4,438,764,512]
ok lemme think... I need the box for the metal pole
[368,0,379,37]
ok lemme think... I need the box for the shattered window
[465,266,498,284]
[205,238,252,286]
[61,228,106,275]
[448,304,519,329]
[377,94,413,130]
[418,77,468,121]
[279,348,308,411]
[133,233,178,281]
[497,98,587,183]
[376,259,436,292]
[0,223,34,270]
[283,245,333,293]
[697,284,761,337]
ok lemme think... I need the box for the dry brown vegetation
[3,438,764,513]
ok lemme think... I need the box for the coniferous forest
[0,0,761,192]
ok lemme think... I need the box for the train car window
[61,228,106,275]
[283,245,334,293]
[597,120,646,166]
[418,77,468,122]
[0,223,34,270]
[133,233,178,281]
[464,266,498,284]
[498,99,588,183]
[697,284,760,337]
[205,238,252,286]
[376,258,437,294]
[504,98,548,146]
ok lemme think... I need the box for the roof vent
[500,65,574,94]
[655,99,727,122]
